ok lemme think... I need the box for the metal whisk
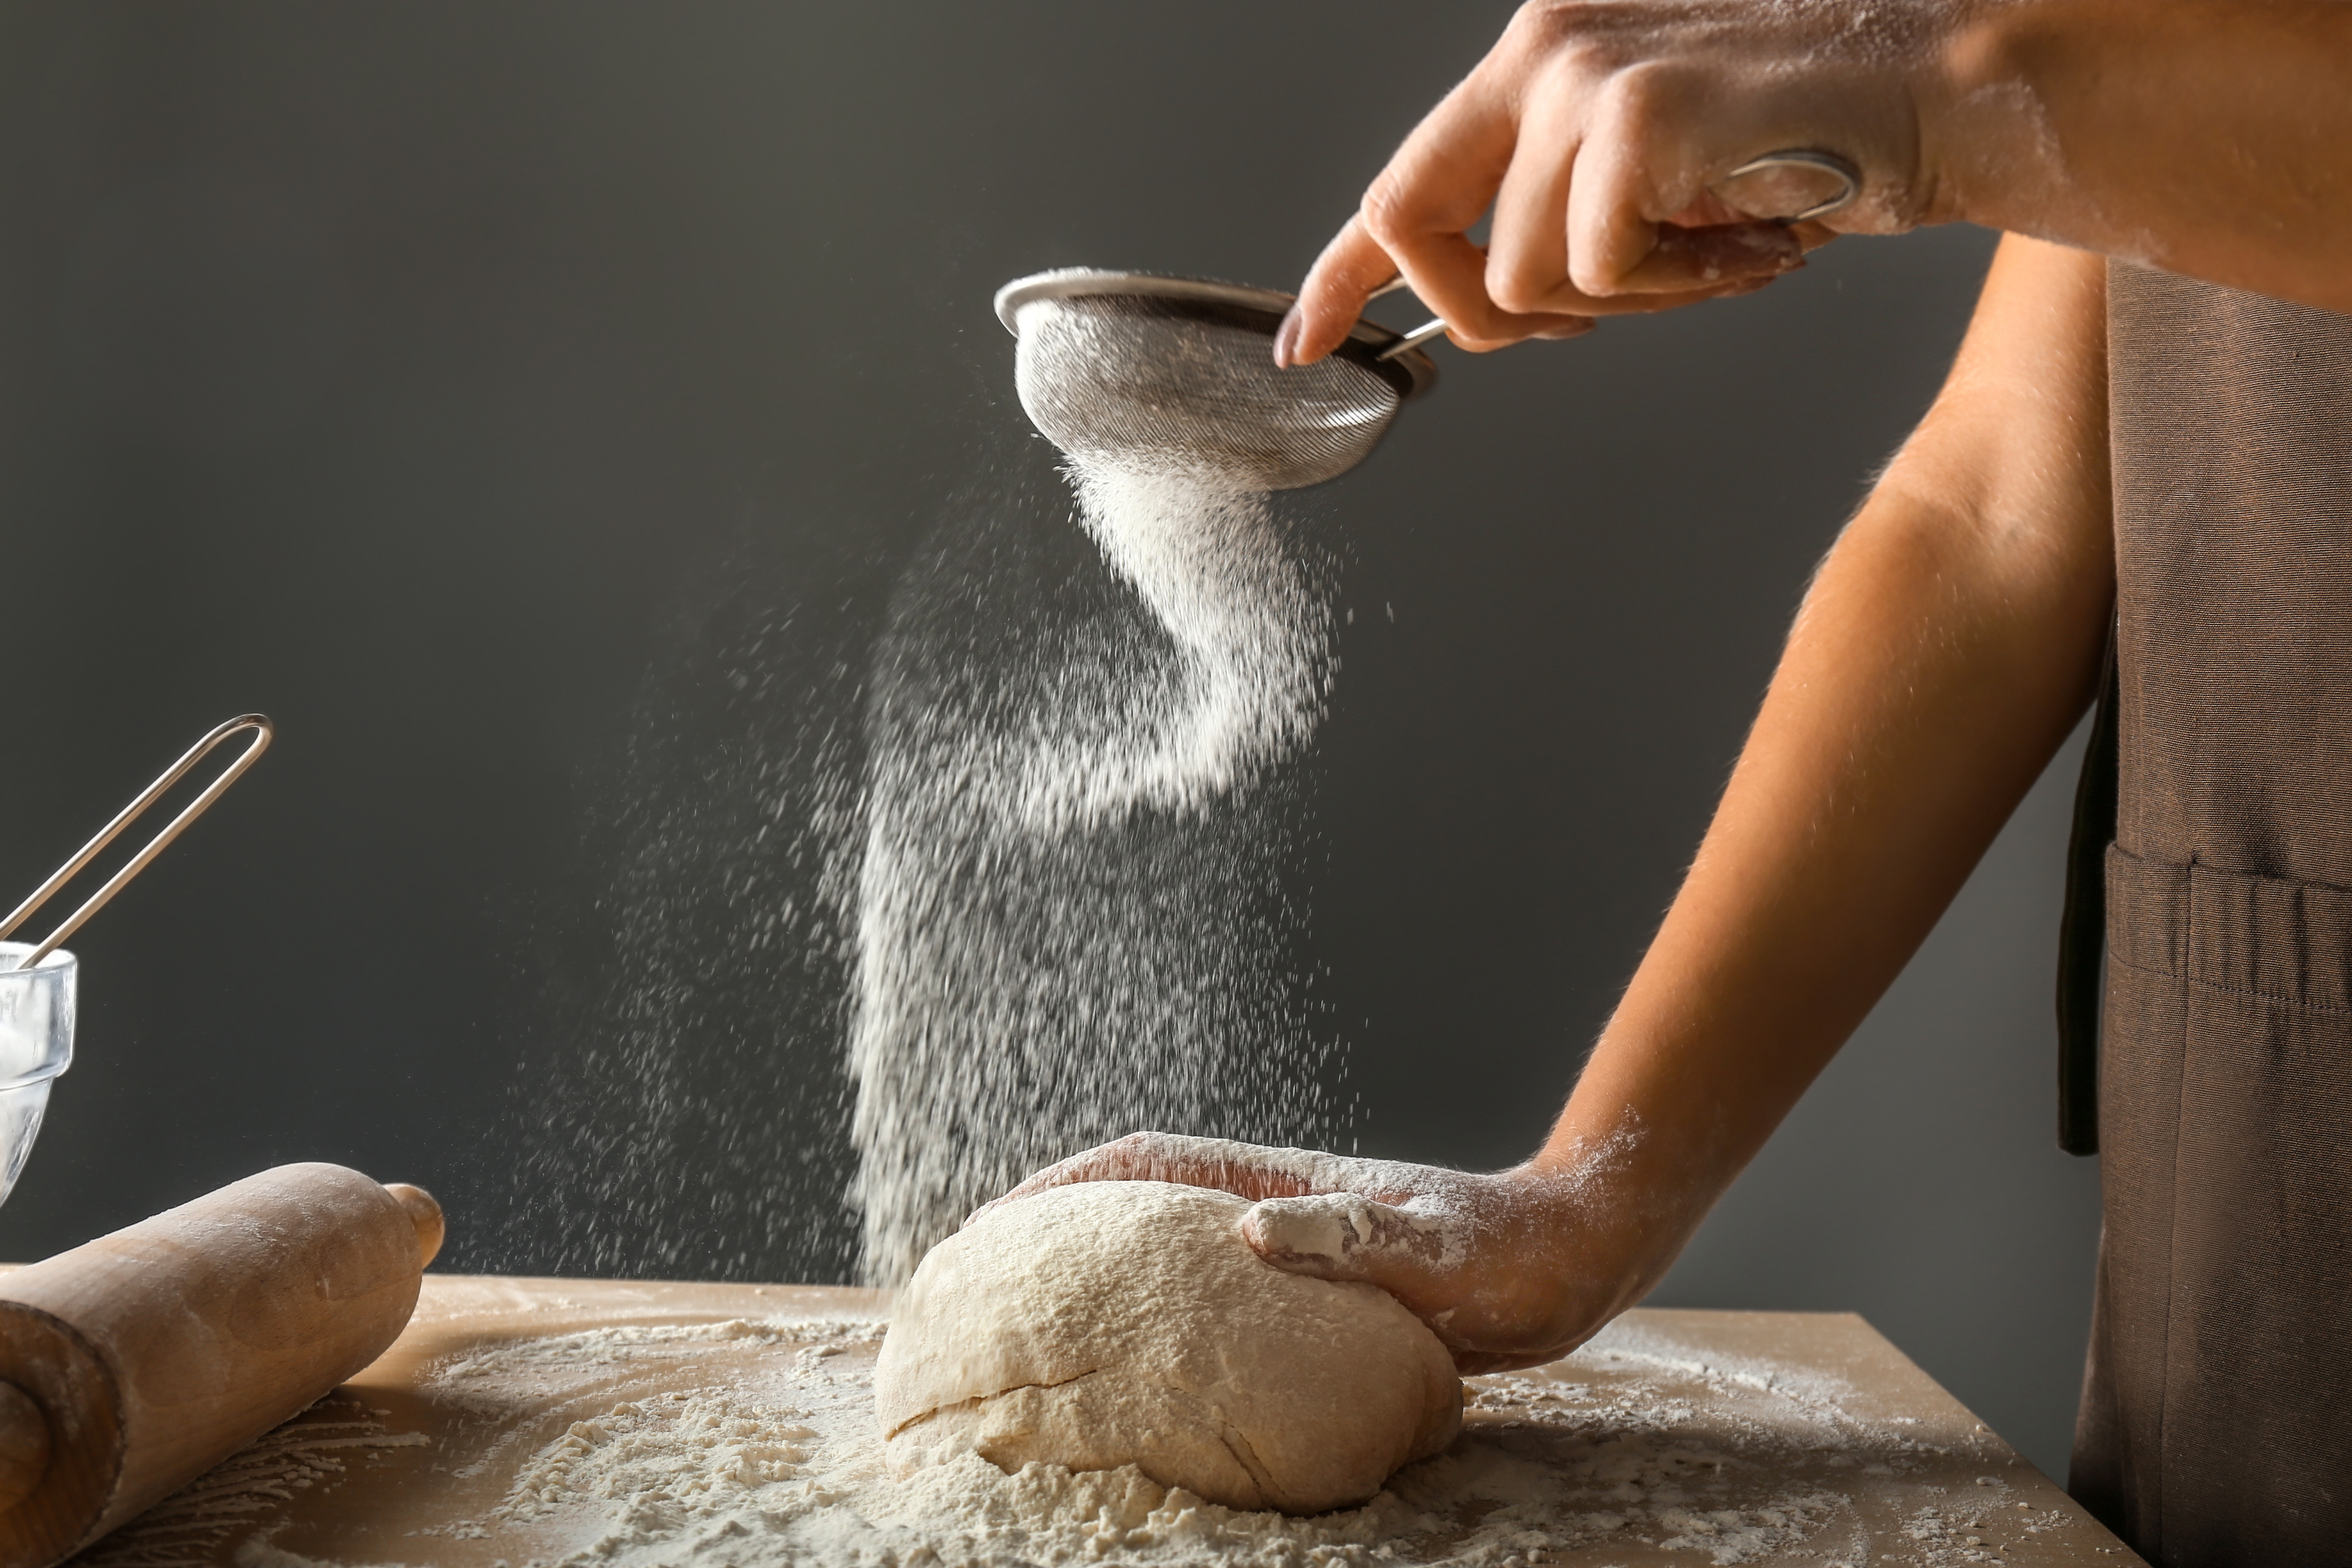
[0,715,272,970]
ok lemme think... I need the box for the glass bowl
[0,944,74,1207]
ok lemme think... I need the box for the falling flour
[845,441,1341,1285]
[1014,461,1326,825]
[501,295,1355,1285]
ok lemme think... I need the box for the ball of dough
[875,1179,1461,1515]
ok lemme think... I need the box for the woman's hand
[970,1129,1684,1374]
[1279,0,1960,366]
[1286,0,2352,359]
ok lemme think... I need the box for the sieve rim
[994,267,1438,403]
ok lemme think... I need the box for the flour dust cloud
[487,560,871,1285]
[846,451,1345,1285]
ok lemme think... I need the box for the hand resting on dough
[971,1128,1676,1377]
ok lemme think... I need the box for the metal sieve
[992,152,1854,493]
[994,269,1438,491]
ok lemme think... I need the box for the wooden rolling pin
[0,1162,442,1568]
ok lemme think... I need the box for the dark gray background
[0,3,2098,1476]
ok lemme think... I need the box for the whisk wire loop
[0,715,274,970]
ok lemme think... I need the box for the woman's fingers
[1359,70,1525,343]
[1280,1,1936,359]
[1244,1192,1458,1298]
[1638,222,1806,290]
[1284,74,1510,365]
[1280,218,1406,367]
[968,1132,1421,1225]
[1286,225,1603,365]
[1287,85,1803,360]
[967,1132,1307,1224]
[1566,75,1807,296]
[1484,62,1583,315]
[1489,74,1803,312]
[1243,1182,1586,1375]
[1562,67,1676,295]
[1288,69,1596,365]
[1283,216,1579,367]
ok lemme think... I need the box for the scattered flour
[845,440,1342,1286]
[332,1314,2046,1568]
[76,1400,428,1568]
[432,1317,889,1390]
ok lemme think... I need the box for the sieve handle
[1377,318,1450,362]
[1712,149,1861,224]
[0,715,274,970]
[1359,276,1446,361]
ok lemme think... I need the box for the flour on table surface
[75,1400,428,1568]
[433,1317,887,1387]
[257,1313,2063,1568]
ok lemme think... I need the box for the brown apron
[2070,264,2352,1565]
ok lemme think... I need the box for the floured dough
[875,1179,1462,1514]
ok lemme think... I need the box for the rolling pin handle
[384,1183,444,1269]
[0,1382,49,1517]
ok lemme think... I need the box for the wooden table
[68,1277,2145,1567]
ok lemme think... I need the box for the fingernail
[1272,307,1303,369]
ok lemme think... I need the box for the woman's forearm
[1537,237,2116,1269]
[1936,0,2352,313]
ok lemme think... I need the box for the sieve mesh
[997,271,1435,490]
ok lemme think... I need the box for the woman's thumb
[1242,1191,1454,1299]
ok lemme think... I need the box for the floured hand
[1284,0,2352,357]
[1274,0,1978,366]
[971,1129,1679,1375]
